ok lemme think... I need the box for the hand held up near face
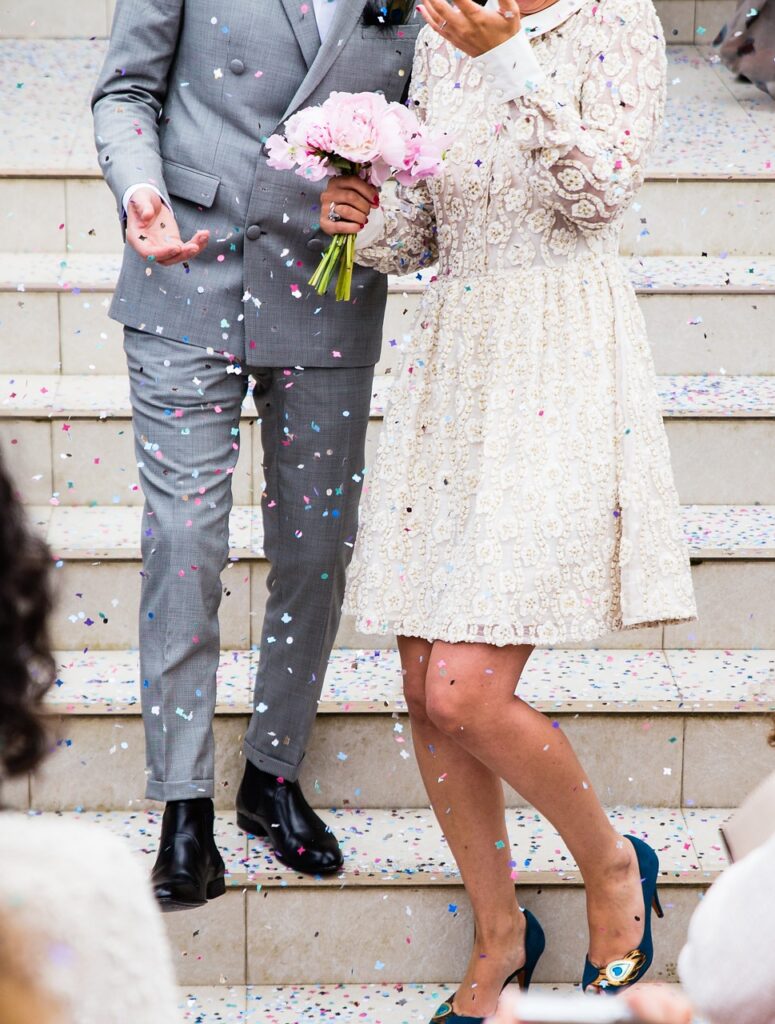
[125,187,210,266]
[320,175,380,237]
[417,0,522,57]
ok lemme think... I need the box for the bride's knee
[424,676,474,737]
[402,668,431,724]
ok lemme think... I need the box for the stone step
[656,0,734,43]
[4,254,775,377]
[0,1,116,38]
[0,0,732,46]
[16,806,732,986]
[177,985,707,1024]
[11,647,770,813]
[12,503,775,651]
[3,373,775,505]
[1,44,774,256]
[5,370,775,419]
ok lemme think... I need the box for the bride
[322,0,696,1019]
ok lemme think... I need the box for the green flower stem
[307,163,363,301]
[335,233,356,302]
[309,233,353,300]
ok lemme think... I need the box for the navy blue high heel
[430,907,546,1023]
[582,834,664,993]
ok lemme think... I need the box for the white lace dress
[344,0,697,646]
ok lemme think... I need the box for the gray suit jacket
[92,0,420,366]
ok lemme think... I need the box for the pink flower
[285,106,333,153]
[320,91,390,165]
[266,91,443,190]
[367,157,393,188]
[377,102,419,168]
[395,128,444,184]
[265,134,298,171]
[296,153,330,181]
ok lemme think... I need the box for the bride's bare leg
[422,641,645,976]
[398,636,527,1018]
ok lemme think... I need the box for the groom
[92,0,418,909]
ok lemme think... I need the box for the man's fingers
[129,235,184,262]
[155,231,210,266]
[130,227,209,266]
[185,229,210,249]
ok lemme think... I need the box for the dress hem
[349,613,698,647]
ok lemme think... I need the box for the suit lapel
[279,0,364,123]
[279,0,322,69]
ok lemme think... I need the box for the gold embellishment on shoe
[590,949,647,989]
[431,1003,454,1022]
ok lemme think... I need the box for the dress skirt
[343,253,698,647]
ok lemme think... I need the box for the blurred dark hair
[0,450,55,782]
[770,715,775,748]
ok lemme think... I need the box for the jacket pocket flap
[161,158,220,208]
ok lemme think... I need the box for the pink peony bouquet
[266,91,443,301]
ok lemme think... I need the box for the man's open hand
[126,187,210,266]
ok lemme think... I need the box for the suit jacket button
[246,224,262,240]
[229,58,245,74]
[306,238,326,252]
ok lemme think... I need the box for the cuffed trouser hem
[242,738,302,783]
[145,778,215,802]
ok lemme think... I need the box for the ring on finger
[329,200,343,223]
[439,17,448,28]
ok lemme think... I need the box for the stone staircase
[2,3,775,1021]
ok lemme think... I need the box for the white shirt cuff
[354,206,386,250]
[121,182,168,216]
[472,29,546,102]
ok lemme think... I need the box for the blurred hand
[621,984,694,1024]
[418,0,521,58]
[487,984,694,1024]
[320,175,380,237]
[126,187,209,266]
[486,989,521,1024]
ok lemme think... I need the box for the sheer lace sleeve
[355,34,439,274]
[497,0,666,231]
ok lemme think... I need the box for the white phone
[514,992,636,1024]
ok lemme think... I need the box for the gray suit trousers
[125,328,374,800]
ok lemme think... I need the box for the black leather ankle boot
[151,798,226,912]
[236,760,343,875]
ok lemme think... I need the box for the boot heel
[207,876,226,900]
[236,811,268,838]
[652,889,664,919]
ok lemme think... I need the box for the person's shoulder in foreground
[0,812,180,1024]
[678,828,775,1024]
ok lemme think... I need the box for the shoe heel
[207,876,226,900]
[236,811,268,839]
[652,889,664,919]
